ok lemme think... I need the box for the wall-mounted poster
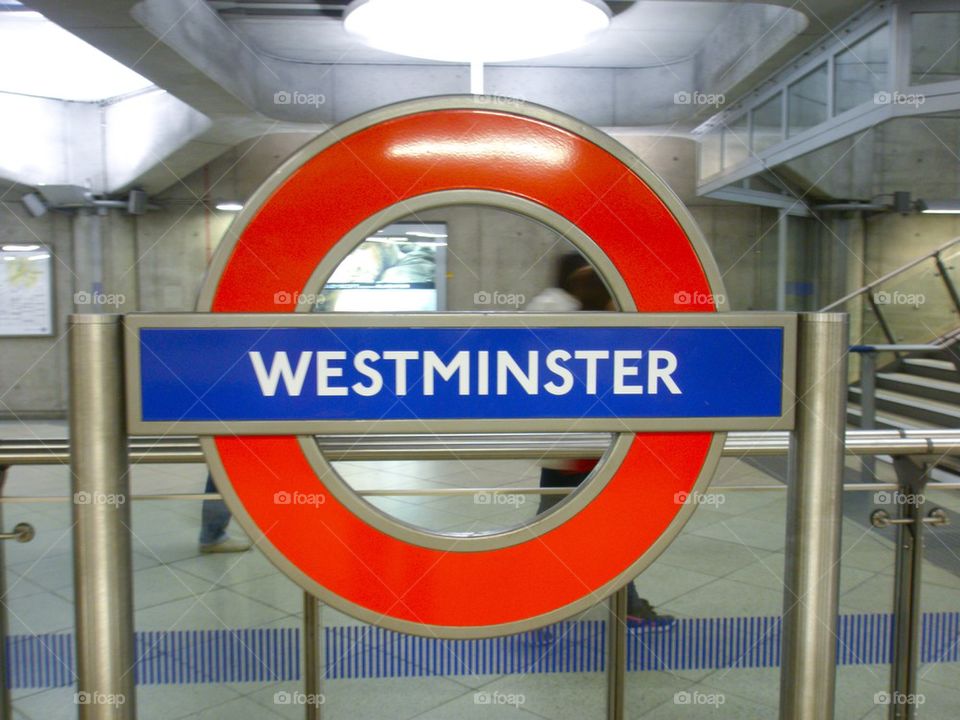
[0,243,54,336]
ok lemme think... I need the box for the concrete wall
[0,132,887,417]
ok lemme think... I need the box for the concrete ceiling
[16,0,874,194]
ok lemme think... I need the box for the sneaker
[626,598,676,629]
[199,536,251,554]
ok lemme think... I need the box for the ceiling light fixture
[917,199,960,215]
[344,0,611,93]
[215,201,244,212]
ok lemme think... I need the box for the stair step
[849,386,960,427]
[876,372,960,404]
[901,358,958,383]
[847,405,940,430]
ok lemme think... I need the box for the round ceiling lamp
[344,0,611,64]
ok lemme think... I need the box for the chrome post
[69,315,136,719]
[888,457,928,720]
[304,592,322,720]
[0,466,10,720]
[606,586,628,720]
[860,349,877,482]
[779,313,848,720]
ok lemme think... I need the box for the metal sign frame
[119,95,802,639]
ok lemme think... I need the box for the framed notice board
[0,244,54,336]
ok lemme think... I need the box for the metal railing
[823,236,960,375]
[3,314,960,720]
[2,427,960,720]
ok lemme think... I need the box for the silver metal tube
[889,458,928,720]
[1,428,959,466]
[0,466,11,720]
[606,587,628,720]
[303,592,322,720]
[860,351,877,483]
[779,313,848,720]
[69,315,136,720]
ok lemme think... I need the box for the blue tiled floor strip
[7,612,959,688]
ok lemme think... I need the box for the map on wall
[0,244,53,336]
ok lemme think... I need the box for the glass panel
[751,92,783,154]
[871,258,960,345]
[939,243,960,300]
[833,462,897,717]
[334,458,545,534]
[624,464,788,717]
[834,25,889,115]
[722,113,750,169]
[916,485,960,719]
[788,64,829,137]
[699,127,723,179]
[911,12,960,85]
[311,599,609,720]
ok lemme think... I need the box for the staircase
[823,237,960,478]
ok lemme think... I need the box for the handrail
[822,235,960,310]
[1,429,959,465]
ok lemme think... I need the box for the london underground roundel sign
[125,97,795,637]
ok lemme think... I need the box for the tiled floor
[1,420,958,718]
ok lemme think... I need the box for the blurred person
[526,253,675,628]
[199,474,251,553]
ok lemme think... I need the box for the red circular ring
[206,106,718,634]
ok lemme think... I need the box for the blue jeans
[199,474,231,546]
